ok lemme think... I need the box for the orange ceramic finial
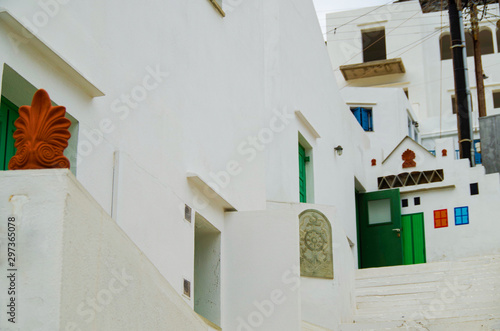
[402,149,416,168]
[8,89,71,170]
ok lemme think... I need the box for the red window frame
[434,209,448,228]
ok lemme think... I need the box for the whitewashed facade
[0,0,499,330]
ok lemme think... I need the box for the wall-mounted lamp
[334,145,343,156]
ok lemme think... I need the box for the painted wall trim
[0,9,105,97]
[346,102,378,106]
[295,110,321,139]
[186,172,237,211]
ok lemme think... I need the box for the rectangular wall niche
[194,213,221,327]
[378,169,444,190]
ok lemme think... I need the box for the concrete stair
[340,255,500,330]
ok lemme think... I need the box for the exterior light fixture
[334,145,343,156]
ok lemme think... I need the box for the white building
[326,0,500,160]
[0,0,499,330]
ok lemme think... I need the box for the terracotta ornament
[371,159,377,166]
[442,149,447,157]
[402,149,416,168]
[8,89,71,170]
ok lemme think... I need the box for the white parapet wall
[0,169,216,331]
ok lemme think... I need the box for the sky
[312,0,393,36]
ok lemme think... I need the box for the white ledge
[186,172,237,212]
[295,110,321,139]
[0,9,104,97]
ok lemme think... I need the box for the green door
[357,189,403,268]
[402,213,426,265]
[298,143,307,203]
[0,97,19,170]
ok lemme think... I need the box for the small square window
[455,206,469,225]
[402,199,408,208]
[434,209,448,228]
[470,183,479,195]
[414,197,421,205]
[493,91,500,109]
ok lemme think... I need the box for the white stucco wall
[0,169,216,331]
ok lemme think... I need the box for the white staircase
[341,255,500,330]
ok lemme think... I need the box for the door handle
[392,228,401,232]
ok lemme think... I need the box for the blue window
[351,107,373,131]
[454,206,469,225]
[474,139,481,165]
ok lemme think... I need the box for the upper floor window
[479,28,494,55]
[440,31,479,60]
[493,91,500,108]
[351,107,373,132]
[362,29,386,63]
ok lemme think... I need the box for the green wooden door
[357,189,403,268]
[0,97,19,170]
[402,213,426,265]
[298,143,307,203]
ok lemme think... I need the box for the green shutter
[0,97,19,170]
[0,102,8,170]
[299,143,307,203]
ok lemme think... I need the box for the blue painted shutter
[474,139,481,164]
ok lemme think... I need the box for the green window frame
[299,143,307,203]
[0,97,19,170]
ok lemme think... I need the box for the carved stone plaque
[299,210,333,279]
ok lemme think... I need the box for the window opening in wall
[451,95,457,114]
[434,209,448,228]
[479,29,494,55]
[402,199,408,208]
[493,91,500,109]
[351,107,373,132]
[440,33,452,60]
[362,28,386,62]
[414,197,421,206]
[1,64,79,174]
[454,206,469,225]
[470,183,479,195]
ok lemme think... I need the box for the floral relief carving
[299,210,334,279]
[402,149,416,168]
[8,89,71,170]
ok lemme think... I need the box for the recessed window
[455,206,469,225]
[434,209,448,228]
[362,29,386,62]
[414,197,421,206]
[451,95,457,114]
[440,33,452,60]
[479,29,494,55]
[402,199,408,208]
[470,183,479,195]
[493,91,500,109]
[351,107,373,132]
[183,279,191,298]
